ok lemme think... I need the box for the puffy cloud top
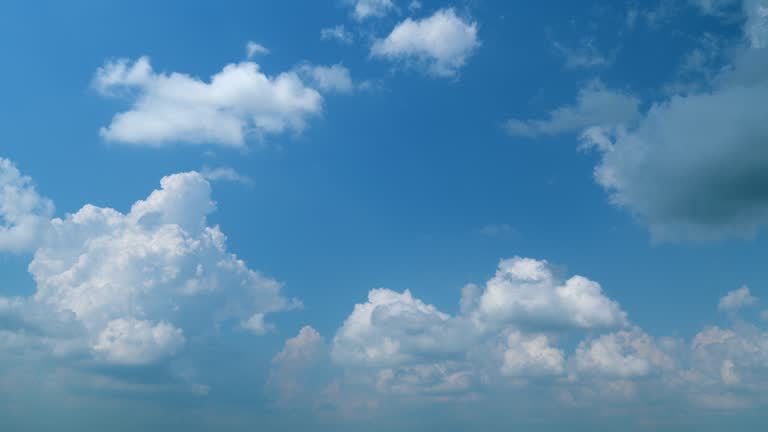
[476,257,628,329]
[1,160,298,366]
[371,9,480,77]
[94,57,324,147]
[718,286,758,311]
[0,158,54,253]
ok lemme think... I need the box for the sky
[2,0,768,430]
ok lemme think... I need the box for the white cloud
[0,158,54,253]
[0,159,298,367]
[374,362,473,396]
[718,286,758,311]
[505,81,640,137]
[321,25,354,44]
[501,331,564,376]
[94,56,324,147]
[331,288,457,368]
[93,318,185,365]
[475,257,628,329]
[575,328,673,378]
[322,256,630,401]
[347,0,394,20]
[246,41,270,58]
[371,9,480,78]
[297,64,355,93]
[266,265,768,417]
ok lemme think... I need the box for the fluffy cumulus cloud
[266,257,632,407]
[0,158,297,369]
[474,257,628,329]
[259,246,768,423]
[331,288,459,368]
[266,262,768,423]
[94,56,326,147]
[371,9,480,78]
[0,159,54,253]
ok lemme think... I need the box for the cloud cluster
[371,9,480,78]
[0,159,297,369]
[270,257,638,408]
[270,276,768,420]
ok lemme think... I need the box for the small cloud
[347,0,395,21]
[246,41,270,58]
[297,64,355,93]
[200,166,254,186]
[718,286,758,312]
[321,25,354,44]
[371,8,480,78]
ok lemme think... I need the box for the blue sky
[2,0,768,431]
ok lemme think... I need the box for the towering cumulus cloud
[0,158,297,368]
